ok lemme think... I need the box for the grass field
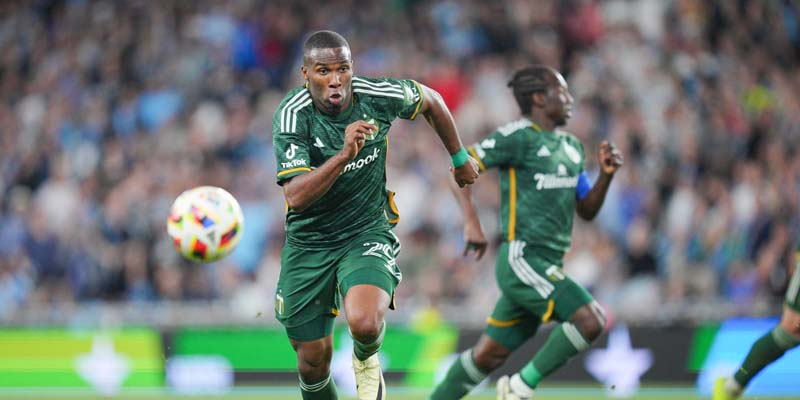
[0,387,795,399]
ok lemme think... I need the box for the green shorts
[485,240,595,350]
[275,229,402,341]
[786,254,800,312]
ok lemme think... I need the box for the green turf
[0,387,794,399]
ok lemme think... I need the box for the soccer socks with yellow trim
[353,321,386,361]
[520,322,590,389]
[733,326,800,388]
[428,349,487,400]
[300,374,338,400]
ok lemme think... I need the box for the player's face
[302,47,353,115]
[545,72,574,127]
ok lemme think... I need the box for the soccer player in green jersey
[713,242,800,399]
[429,65,623,400]
[272,31,479,400]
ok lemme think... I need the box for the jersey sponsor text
[342,147,381,175]
[281,158,307,169]
[533,173,579,190]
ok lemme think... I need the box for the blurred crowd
[0,0,798,325]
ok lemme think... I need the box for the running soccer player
[429,65,623,400]
[713,240,800,399]
[272,30,479,400]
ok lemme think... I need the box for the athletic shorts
[786,253,800,312]
[486,240,595,350]
[275,229,402,341]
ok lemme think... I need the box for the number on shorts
[362,242,397,266]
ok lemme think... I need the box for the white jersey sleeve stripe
[353,87,405,100]
[353,77,403,92]
[280,90,310,133]
[290,98,313,133]
[353,81,404,95]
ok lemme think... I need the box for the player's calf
[292,338,338,400]
[499,303,607,399]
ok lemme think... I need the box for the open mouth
[329,93,343,105]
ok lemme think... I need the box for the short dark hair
[507,65,555,115]
[303,30,350,63]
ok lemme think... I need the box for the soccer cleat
[496,375,530,400]
[352,353,386,400]
[712,377,738,400]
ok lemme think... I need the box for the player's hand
[341,120,377,161]
[452,156,479,187]
[462,218,488,260]
[598,140,623,176]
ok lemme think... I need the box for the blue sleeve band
[576,171,592,200]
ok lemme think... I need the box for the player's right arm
[448,175,487,260]
[448,128,522,259]
[575,140,623,220]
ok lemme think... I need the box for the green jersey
[273,76,424,249]
[467,118,587,255]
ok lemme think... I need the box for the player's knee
[573,304,606,342]
[472,337,511,372]
[296,348,332,382]
[780,310,800,338]
[581,318,604,342]
[472,345,508,372]
[347,312,382,343]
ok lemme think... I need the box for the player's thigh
[338,230,402,311]
[484,292,541,352]
[497,241,595,324]
[276,244,341,341]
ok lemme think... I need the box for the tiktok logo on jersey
[285,143,299,159]
[281,158,307,169]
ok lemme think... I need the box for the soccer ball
[167,186,244,262]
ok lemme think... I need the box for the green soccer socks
[521,322,590,388]
[428,349,487,399]
[353,321,386,361]
[300,374,338,400]
[733,326,800,388]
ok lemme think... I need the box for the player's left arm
[416,84,479,188]
[575,140,623,220]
